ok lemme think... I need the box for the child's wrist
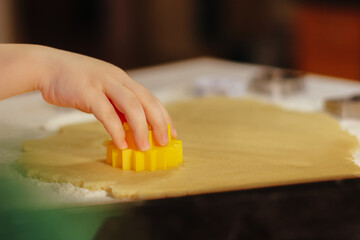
[28,44,54,93]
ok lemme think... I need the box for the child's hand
[0,44,177,151]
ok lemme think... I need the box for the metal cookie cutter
[248,68,305,97]
[324,95,360,119]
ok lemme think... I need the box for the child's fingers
[123,80,169,146]
[155,97,178,138]
[106,84,150,151]
[109,99,127,123]
[90,93,127,149]
[140,95,169,146]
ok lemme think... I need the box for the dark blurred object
[325,95,360,118]
[248,68,305,97]
[294,2,360,80]
[197,0,294,68]
[13,0,294,69]
[15,0,204,69]
[4,178,360,239]
[0,0,16,42]
[12,0,360,79]
[95,178,360,240]
[17,0,103,58]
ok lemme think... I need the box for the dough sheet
[18,98,360,200]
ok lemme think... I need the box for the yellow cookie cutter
[107,123,183,171]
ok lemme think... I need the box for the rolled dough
[18,98,360,200]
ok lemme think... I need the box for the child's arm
[0,44,177,151]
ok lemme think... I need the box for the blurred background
[1,0,360,80]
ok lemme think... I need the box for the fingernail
[172,128,178,138]
[160,134,169,146]
[142,139,151,151]
[120,139,128,149]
